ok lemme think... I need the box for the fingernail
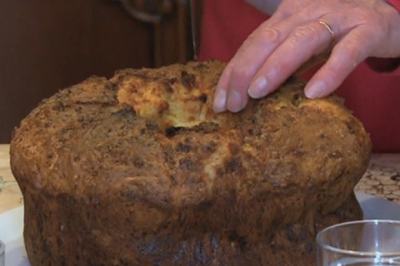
[213,89,227,112]
[305,81,326,98]
[227,89,245,113]
[248,76,268,98]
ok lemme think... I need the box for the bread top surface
[10,60,371,216]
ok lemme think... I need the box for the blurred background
[0,0,203,142]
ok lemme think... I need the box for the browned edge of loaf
[9,60,371,265]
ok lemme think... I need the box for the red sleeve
[366,0,400,75]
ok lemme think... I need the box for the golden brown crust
[10,60,371,266]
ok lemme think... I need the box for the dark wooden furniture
[0,0,202,142]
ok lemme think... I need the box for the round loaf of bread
[10,61,371,266]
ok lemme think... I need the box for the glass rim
[316,219,400,257]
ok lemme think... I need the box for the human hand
[212,0,400,113]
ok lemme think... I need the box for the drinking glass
[0,240,4,266]
[316,220,400,266]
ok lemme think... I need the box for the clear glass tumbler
[316,220,400,266]
[0,240,4,266]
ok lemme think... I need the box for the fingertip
[304,81,327,99]
[227,89,248,113]
[248,76,269,99]
[212,89,227,113]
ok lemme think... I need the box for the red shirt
[199,0,400,152]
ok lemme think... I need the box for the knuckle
[290,25,319,45]
[231,66,253,80]
[241,35,256,50]
[258,27,282,44]
[236,34,259,57]
[335,40,364,62]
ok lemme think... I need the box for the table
[1,144,400,214]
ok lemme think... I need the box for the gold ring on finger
[318,20,335,43]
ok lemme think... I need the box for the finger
[247,19,336,99]
[212,62,232,113]
[304,27,378,98]
[224,21,286,112]
[223,16,313,112]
